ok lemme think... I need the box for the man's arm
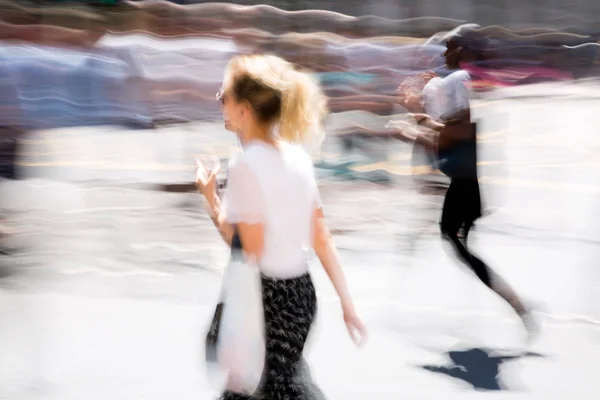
[415,110,474,143]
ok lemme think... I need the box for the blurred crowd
[0,1,599,131]
[0,1,598,182]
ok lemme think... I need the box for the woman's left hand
[342,303,368,347]
[195,156,220,200]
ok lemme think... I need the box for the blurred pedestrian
[0,78,26,248]
[195,54,367,399]
[402,27,539,341]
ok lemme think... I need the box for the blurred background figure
[0,60,25,252]
[407,26,538,340]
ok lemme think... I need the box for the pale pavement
[1,83,600,399]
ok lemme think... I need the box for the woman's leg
[219,274,321,400]
[220,392,252,400]
[260,273,321,399]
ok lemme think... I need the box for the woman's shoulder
[227,151,256,179]
[228,144,265,166]
[227,150,245,168]
[282,142,315,168]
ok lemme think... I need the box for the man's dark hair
[445,24,488,61]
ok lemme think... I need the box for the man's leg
[441,180,525,311]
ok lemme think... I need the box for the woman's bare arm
[198,166,264,259]
[312,207,354,310]
[237,221,265,262]
[202,192,235,246]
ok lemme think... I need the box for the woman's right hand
[342,303,367,347]
[195,157,220,201]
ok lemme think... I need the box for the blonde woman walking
[196,54,367,399]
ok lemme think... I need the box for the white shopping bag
[213,256,266,395]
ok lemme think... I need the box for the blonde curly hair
[223,54,328,144]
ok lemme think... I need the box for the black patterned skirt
[219,272,327,400]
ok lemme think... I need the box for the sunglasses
[216,89,227,104]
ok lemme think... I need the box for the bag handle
[230,227,259,267]
[231,228,243,251]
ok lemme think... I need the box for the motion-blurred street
[1,83,600,399]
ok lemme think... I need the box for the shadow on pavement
[419,347,544,391]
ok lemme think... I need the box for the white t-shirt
[223,141,320,279]
[423,70,471,121]
[422,76,445,120]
